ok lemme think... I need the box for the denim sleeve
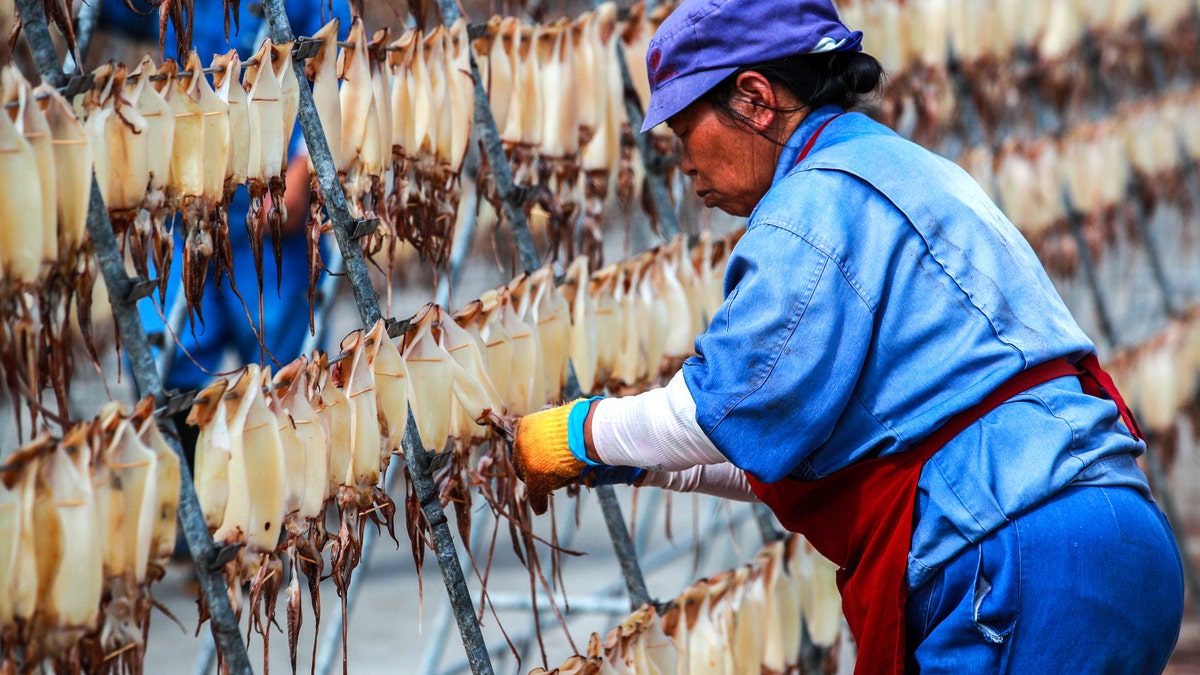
[682,222,874,483]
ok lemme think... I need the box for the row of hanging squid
[0,2,684,436]
[0,65,96,439]
[472,1,677,267]
[534,535,842,675]
[954,84,1200,278]
[838,0,1200,147]
[0,397,180,675]
[181,229,740,672]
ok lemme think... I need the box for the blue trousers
[905,485,1184,673]
[137,226,316,392]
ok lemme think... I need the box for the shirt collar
[772,104,846,187]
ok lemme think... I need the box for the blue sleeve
[681,223,874,483]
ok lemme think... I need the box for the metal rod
[752,502,785,544]
[87,181,256,675]
[1063,190,1121,350]
[14,0,66,87]
[437,500,755,675]
[13,1,254,670]
[432,0,541,274]
[259,1,380,329]
[595,485,652,609]
[260,3,494,674]
[468,57,542,273]
[68,0,102,74]
[401,414,495,674]
[614,41,679,241]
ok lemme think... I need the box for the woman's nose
[677,143,696,176]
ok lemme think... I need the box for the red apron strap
[1076,353,1144,440]
[795,113,845,166]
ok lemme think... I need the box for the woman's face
[667,77,795,218]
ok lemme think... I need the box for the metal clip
[427,449,454,473]
[159,388,199,418]
[62,72,95,99]
[385,316,410,339]
[466,22,488,41]
[343,217,380,241]
[125,277,159,303]
[208,542,245,572]
[291,36,323,61]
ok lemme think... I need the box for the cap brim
[640,65,738,133]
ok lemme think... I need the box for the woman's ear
[732,70,779,131]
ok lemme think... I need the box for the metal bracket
[385,316,410,339]
[124,276,160,303]
[208,542,245,572]
[343,217,380,241]
[291,36,323,61]
[61,72,94,98]
[427,449,454,473]
[159,388,199,418]
[467,22,488,42]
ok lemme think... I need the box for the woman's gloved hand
[512,397,602,513]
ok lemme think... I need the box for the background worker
[511,0,1185,671]
[101,0,350,450]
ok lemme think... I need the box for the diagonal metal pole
[436,0,655,615]
[259,3,494,673]
[564,369,653,609]
[64,0,101,74]
[614,40,678,241]
[13,1,254,671]
[14,0,65,86]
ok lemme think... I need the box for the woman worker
[511,0,1185,671]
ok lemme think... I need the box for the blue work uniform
[103,0,349,391]
[682,106,1183,670]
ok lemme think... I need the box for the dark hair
[704,51,885,133]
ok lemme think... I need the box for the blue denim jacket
[682,106,1151,588]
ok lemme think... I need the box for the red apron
[747,355,1143,674]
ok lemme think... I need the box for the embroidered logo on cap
[648,48,678,87]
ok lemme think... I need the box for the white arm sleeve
[591,371,727,471]
[639,464,758,502]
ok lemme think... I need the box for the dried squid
[0,66,48,432]
[305,19,342,330]
[244,39,287,325]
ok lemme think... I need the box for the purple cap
[641,0,863,132]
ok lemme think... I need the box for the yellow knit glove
[512,399,594,514]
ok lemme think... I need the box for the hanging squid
[0,66,48,432]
